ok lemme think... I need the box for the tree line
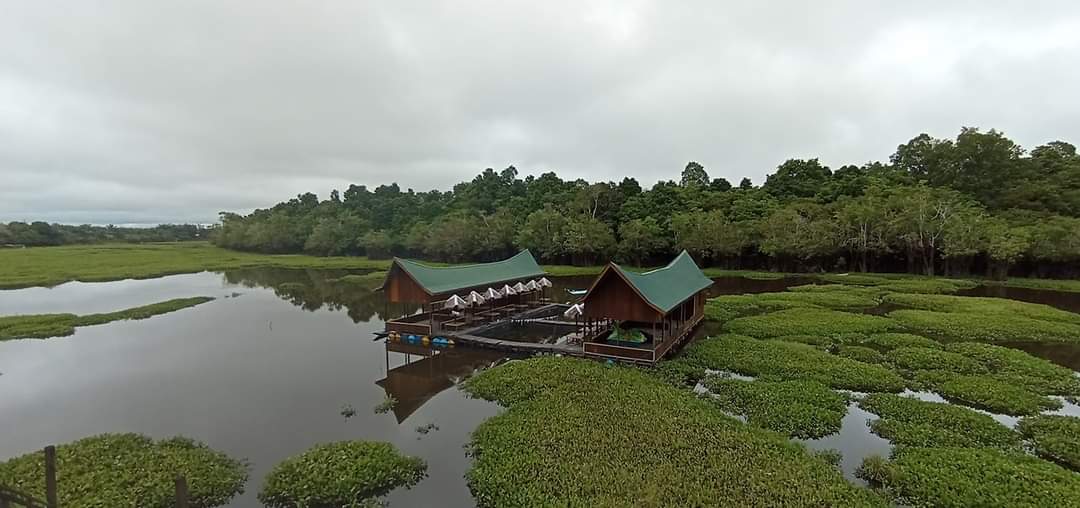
[211,127,1080,279]
[0,222,208,247]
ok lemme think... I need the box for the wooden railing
[0,446,194,508]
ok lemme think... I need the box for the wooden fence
[0,446,193,508]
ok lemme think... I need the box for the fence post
[174,475,188,508]
[44,445,57,508]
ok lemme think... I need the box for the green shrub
[0,433,247,507]
[703,378,850,438]
[860,333,942,351]
[885,347,988,374]
[258,441,426,507]
[464,357,882,507]
[857,447,1080,506]
[914,371,1062,416]
[1017,415,1080,471]
[0,297,215,341]
[884,293,1080,325]
[887,309,1080,343]
[944,342,1080,396]
[859,394,1020,449]
[725,308,897,338]
[678,334,904,392]
[836,345,887,365]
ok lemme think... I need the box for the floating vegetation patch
[463,357,882,507]
[884,293,1080,325]
[913,371,1062,416]
[860,333,942,351]
[702,378,850,439]
[858,394,1020,449]
[875,278,976,294]
[373,395,398,414]
[258,441,426,508]
[0,297,215,341]
[943,343,1080,397]
[836,345,887,365]
[885,347,989,375]
[676,334,904,392]
[857,447,1080,506]
[887,309,1080,343]
[1017,415,1080,471]
[415,423,439,435]
[703,295,811,322]
[725,308,898,339]
[751,286,884,310]
[0,433,248,507]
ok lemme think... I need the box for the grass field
[2,242,1079,293]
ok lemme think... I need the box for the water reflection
[378,343,509,424]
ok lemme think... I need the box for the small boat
[566,288,587,296]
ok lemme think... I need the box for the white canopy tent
[443,295,467,309]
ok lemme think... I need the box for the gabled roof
[591,250,713,313]
[387,250,546,296]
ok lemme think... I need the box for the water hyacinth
[258,441,426,508]
[725,308,897,338]
[0,433,248,508]
[703,377,850,438]
[1017,415,1080,471]
[858,393,1021,449]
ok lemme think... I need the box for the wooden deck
[384,303,701,366]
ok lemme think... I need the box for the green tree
[516,206,569,262]
[680,161,709,187]
[617,217,667,266]
[762,159,832,199]
[563,215,616,265]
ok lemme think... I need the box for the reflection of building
[376,342,507,423]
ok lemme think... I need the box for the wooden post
[175,475,189,508]
[44,445,57,508]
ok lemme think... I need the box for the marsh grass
[1017,415,1080,471]
[860,333,942,351]
[0,297,214,340]
[258,441,426,508]
[885,347,989,375]
[702,378,850,438]
[463,357,882,507]
[857,447,1080,506]
[837,345,887,365]
[858,393,1020,449]
[0,433,248,508]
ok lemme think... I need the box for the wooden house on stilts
[579,250,712,364]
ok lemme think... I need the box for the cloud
[2,1,1079,224]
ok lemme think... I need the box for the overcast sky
[2,1,1079,225]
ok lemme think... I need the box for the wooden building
[580,250,713,364]
[379,250,547,335]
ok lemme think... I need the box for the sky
[2,1,1079,225]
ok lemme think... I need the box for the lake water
[1,270,1078,506]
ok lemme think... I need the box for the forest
[0,223,208,247]
[202,127,1080,278]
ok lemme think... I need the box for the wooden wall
[583,269,662,322]
[384,263,432,303]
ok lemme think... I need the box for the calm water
[2,271,1079,505]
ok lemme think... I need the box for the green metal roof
[611,251,713,313]
[391,250,546,296]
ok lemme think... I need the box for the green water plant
[913,371,1062,416]
[857,447,1080,506]
[884,293,1080,325]
[725,308,897,338]
[676,334,904,392]
[0,433,248,507]
[258,441,426,508]
[463,357,882,507]
[373,395,398,415]
[0,297,215,341]
[858,393,1020,449]
[703,378,850,438]
[1017,415,1080,471]
[885,346,989,375]
[836,345,887,365]
[887,309,1080,343]
[860,333,941,351]
[943,342,1080,397]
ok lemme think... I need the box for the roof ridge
[398,249,531,271]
